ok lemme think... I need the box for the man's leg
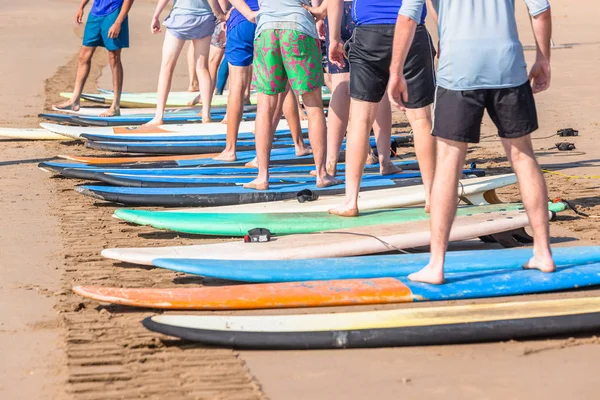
[325,72,351,175]
[144,31,186,126]
[408,138,468,284]
[102,49,123,117]
[329,99,379,216]
[53,46,96,111]
[192,35,214,123]
[406,105,435,211]
[281,88,311,156]
[501,135,555,272]
[208,45,225,95]
[243,92,279,190]
[214,65,250,160]
[187,42,199,92]
[372,93,404,175]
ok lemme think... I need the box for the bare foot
[243,178,269,190]
[326,160,338,176]
[142,117,163,127]
[328,204,359,217]
[53,100,80,112]
[220,115,228,125]
[188,84,199,92]
[380,162,403,176]
[408,264,445,285]
[316,174,343,188]
[99,107,120,117]
[213,150,237,161]
[187,94,201,106]
[366,152,378,165]
[245,157,258,168]
[424,204,430,214]
[523,255,556,273]
[295,146,312,157]
[202,113,213,124]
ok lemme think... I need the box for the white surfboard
[102,209,536,265]
[0,127,73,141]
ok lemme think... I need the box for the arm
[150,0,169,34]
[388,14,419,110]
[425,0,438,26]
[207,0,227,22]
[108,0,135,38]
[75,0,91,24]
[229,0,257,23]
[528,7,552,93]
[326,0,344,68]
[304,0,327,39]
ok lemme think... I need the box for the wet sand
[0,0,599,399]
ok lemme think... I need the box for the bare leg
[187,42,199,92]
[296,92,308,120]
[408,138,468,284]
[281,88,311,156]
[501,136,555,272]
[406,105,435,212]
[329,99,379,216]
[373,93,403,175]
[144,31,186,126]
[325,72,350,175]
[214,65,251,161]
[244,92,279,190]
[208,45,225,95]
[100,49,123,117]
[53,46,96,111]
[244,66,253,104]
[192,36,213,123]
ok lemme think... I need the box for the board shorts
[347,24,435,107]
[432,81,538,144]
[253,29,324,95]
[164,14,215,41]
[83,8,129,51]
[324,1,354,74]
[225,20,256,67]
[211,21,227,49]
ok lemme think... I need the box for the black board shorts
[347,24,436,107]
[432,81,539,144]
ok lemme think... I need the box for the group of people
[55,0,556,285]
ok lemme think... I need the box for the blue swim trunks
[225,20,256,67]
[83,7,129,51]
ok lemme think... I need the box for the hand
[529,59,551,94]
[328,39,346,69]
[388,73,409,111]
[108,22,121,39]
[215,12,226,23]
[316,20,326,41]
[150,17,161,34]
[75,7,84,25]
[302,3,327,21]
[247,10,257,24]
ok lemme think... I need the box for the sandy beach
[0,0,599,399]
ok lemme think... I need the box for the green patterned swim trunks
[253,29,324,95]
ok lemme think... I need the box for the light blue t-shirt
[169,0,213,17]
[256,0,319,39]
[399,0,550,90]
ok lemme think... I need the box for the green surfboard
[114,202,566,237]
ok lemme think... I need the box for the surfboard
[101,209,547,265]
[58,154,217,164]
[51,105,256,116]
[113,202,564,236]
[139,296,600,349]
[151,246,600,283]
[40,120,305,139]
[0,127,73,141]
[76,179,399,207]
[74,262,600,312]
[150,174,516,214]
[39,111,257,126]
[61,91,253,108]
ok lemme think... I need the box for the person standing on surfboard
[326,0,437,217]
[143,0,227,126]
[53,0,135,117]
[390,0,555,284]
[233,0,340,190]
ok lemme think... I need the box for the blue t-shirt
[91,0,124,17]
[399,0,550,90]
[227,0,259,31]
[353,0,426,26]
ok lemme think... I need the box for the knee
[78,49,93,65]
[108,51,121,66]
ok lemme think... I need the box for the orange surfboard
[73,279,413,310]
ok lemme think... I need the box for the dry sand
[0,0,599,399]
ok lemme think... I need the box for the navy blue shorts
[225,20,256,67]
[83,8,129,51]
[324,1,354,74]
